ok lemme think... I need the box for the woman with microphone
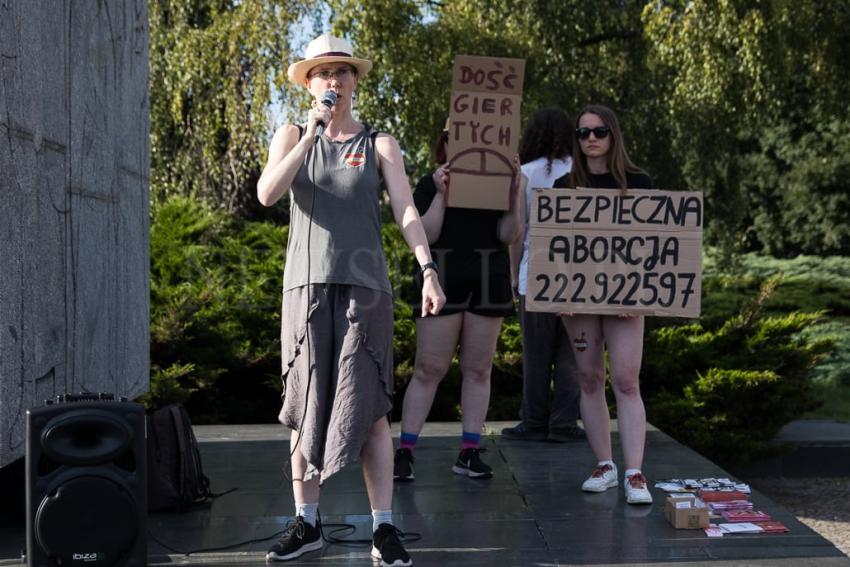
[257,33,445,566]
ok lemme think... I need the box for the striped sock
[399,431,418,451]
[461,431,481,450]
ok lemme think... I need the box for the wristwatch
[420,261,439,276]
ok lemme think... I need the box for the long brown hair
[432,128,449,165]
[569,104,645,192]
[518,107,572,174]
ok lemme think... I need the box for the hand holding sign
[509,154,521,211]
[432,164,450,195]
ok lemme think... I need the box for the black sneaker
[547,424,587,443]
[500,422,548,441]
[451,448,493,479]
[371,523,412,567]
[393,448,415,482]
[266,516,322,561]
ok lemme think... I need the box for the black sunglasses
[576,126,610,140]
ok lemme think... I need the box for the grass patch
[806,380,850,422]
[803,317,850,421]
[705,252,850,421]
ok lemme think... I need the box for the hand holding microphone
[309,90,338,142]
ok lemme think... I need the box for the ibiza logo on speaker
[71,551,106,562]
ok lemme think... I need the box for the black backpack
[146,404,212,512]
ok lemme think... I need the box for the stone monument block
[0,0,150,467]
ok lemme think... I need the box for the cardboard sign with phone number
[525,188,703,318]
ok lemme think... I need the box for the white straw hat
[287,33,372,85]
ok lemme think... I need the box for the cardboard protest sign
[446,55,525,210]
[525,188,703,317]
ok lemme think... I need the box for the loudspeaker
[26,394,146,567]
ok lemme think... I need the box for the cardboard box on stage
[446,55,525,210]
[665,495,709,529]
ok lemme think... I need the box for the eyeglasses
[576,126,610,140]
[308,67,353,81]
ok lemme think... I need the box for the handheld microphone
[314,90,338,140]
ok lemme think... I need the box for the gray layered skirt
[278,284,394,482]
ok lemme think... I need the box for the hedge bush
[643,279,831,462]
[144,196,287,422]
[147,196,840,464]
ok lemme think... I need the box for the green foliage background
[150,0,850,255]
[145,198,848,464]
[146,0,850,465]
[143,196,288,422]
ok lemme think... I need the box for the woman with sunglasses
[393,121,523,482]
[553,104,654,505]
[257,33,445,566]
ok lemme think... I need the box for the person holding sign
[394,121,523,482]
[257,33,445,566]
[553,104,654,505]
[501,107,585,443]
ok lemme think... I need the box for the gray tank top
[282,124,391,295]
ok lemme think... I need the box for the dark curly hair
[432,129,449,165]
[518,107,573,174]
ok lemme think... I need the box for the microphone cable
[317,509,422,547]
[148,512,421,557]
[285,123,318,469]
[149,126,321,559]
[286,88,334,470]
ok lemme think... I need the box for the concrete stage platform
[1,421,847,566]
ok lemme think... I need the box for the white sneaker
[581,464,618,492]
[624,472,653,504]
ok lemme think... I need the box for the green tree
[325,0,674,183]
[742,120,850,256]
[149,0,850,253]
[149,0,307,218]
[643,1,850,256]
[148,195,288,420]
[145,0,847,445]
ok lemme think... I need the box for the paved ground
[3,421,848,566]
[737,419,850,478]
[751,477,850,557]
[739,419,850,557]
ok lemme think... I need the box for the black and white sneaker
[371,523,412,567]
[393,448,415,482]
[451,448,493,479]
[266,516,322,561]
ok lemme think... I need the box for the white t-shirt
[517,156,572,296]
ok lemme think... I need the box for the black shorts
[412,268,515,318]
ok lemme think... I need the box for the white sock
[624,468,642,482]
[598,460,616,470]
[296,502,319,527]
[372,509,393,532]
